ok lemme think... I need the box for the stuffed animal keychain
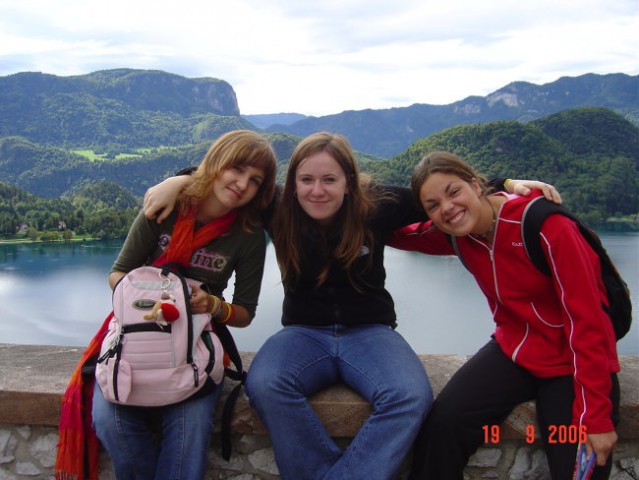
[143,296,180,325]
[143,279,180,325]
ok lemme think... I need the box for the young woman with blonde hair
[91,130,277,479]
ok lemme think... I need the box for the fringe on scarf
[54,313,111,480]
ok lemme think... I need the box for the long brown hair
[179,130,277,231]
[273,132,379,288]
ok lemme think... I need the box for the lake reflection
[1,234,637,355]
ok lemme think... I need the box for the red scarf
[54,207,237,479]
[154,208,238,268]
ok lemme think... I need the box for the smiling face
[199,164,265,222]
[295,150,349,226]
[419,172,484,236]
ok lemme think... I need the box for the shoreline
[0,236,101,246]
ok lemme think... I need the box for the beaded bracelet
[217,303,235,324]
[209,294,222,317]
[209,294,235,324]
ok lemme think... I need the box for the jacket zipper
[512,323,530,362]
[489,210,502,304]
[486,206,528,360]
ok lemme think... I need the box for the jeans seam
[112,404,138,470]
[173,402,186,480]
[291,350,341,471]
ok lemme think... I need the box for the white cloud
[0,0,637,116]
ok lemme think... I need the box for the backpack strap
[215,323,246,461]
[520,196,570,276]
[445,234,470,271]
[521,196,632,340]
[521,196,601,276]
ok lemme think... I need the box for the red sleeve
[541,215,619,433]
[387,221,455,256]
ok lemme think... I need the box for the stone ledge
[0,343,637,440]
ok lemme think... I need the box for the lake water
[1,234,637,355]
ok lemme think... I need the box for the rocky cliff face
[0,69,241,148]
[87,69,240,116]
[0,69,240,117]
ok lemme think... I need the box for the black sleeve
[488,177,508,192]
[176,166,197,176]
[375,185,428,232]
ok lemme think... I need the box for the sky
[0,0,637,117]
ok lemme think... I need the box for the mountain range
[264,73,639,157]
[0,69,637,158]
[0,69,637,228]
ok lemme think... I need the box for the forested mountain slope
[1,107,636,231]
[1,70,636,158]
[369,107,638,223]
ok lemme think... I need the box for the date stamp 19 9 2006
[483,424,588,445]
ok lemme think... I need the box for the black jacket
[268,185,425,328]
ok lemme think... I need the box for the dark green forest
[0,181,139,241]
[1,107,637,241]
[366,107,639,225]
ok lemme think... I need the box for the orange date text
[482,424,587,445]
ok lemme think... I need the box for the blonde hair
[273,132,380,288]
[179,130,277,231]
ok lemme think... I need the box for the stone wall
[2,424,639,479]
[1,344,637,479]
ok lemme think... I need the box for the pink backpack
[95,265,225,406]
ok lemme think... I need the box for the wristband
[504,178,513,191]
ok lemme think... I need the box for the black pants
[409,339,620,480]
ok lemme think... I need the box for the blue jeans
[92,381,222,480]
[245,324,433,480]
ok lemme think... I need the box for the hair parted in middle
[179,130,277,231]
[273,131,381,288]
